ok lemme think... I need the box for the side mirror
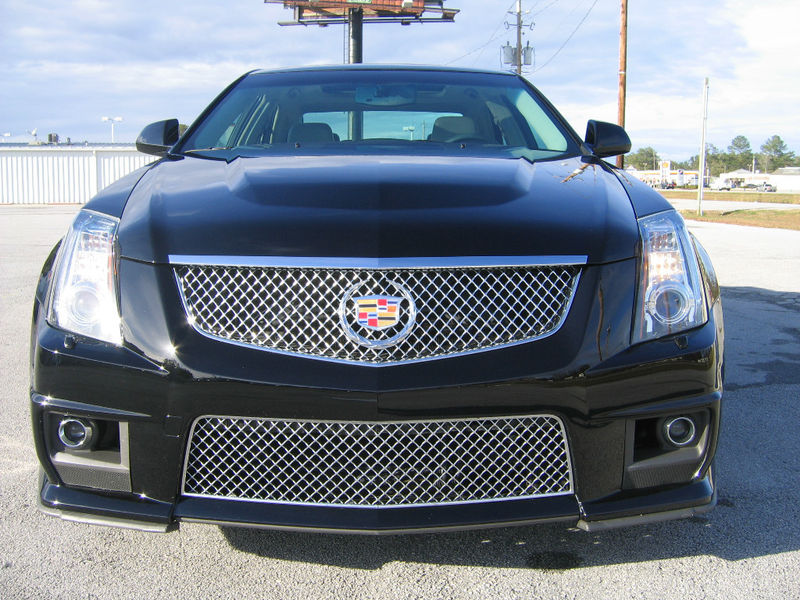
[136,119,180,156]
[585,120,631,158]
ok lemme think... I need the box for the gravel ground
[1,205,798,600]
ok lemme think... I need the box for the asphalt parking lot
[1,205,798,599]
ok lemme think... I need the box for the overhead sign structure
[279,1,427,17]
[266,1,457,24]
[265,1,458,63]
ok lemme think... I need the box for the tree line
[627,135,798,176]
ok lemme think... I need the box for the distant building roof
[0,142,133,148]
[772,167,800,176]
[718,169,758,179]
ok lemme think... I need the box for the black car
[31,66,723,534]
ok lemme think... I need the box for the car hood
[118,154,639,265]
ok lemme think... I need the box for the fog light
[662,416,696,447]
[57,417,97,450]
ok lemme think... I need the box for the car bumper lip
[577,486,717,532]
[37,470,174,532]
[38,470,715,535]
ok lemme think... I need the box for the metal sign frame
[264,0,458,25]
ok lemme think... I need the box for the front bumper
[30,291,723,534]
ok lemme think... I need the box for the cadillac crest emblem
[355,296,402,330]
[339,281,417,349]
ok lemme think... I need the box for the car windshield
[177,69,580,162]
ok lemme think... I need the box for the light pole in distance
[101,116,123,143]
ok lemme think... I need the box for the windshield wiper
[180,147,232,160]
[183,147,230,154]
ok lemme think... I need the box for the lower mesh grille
[182,415,573,507]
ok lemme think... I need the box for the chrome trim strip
[31,392,150,420]
[181,489,574,509]
[178,514,577,536]
[181,413,574,508]
[168,255,589,269]
[172,270,583,367]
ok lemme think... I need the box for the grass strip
[680,209,800,231]
[663,190,800,204]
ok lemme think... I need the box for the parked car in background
[30,65,723,534]
[710,178,731,191]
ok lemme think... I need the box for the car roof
[249,64,521,78]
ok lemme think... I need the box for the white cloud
[711,0,800,149]
[1,0,797,157]
[530,0,800,158]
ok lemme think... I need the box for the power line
[443,29,505,65]
[532,0,562,17]
[532,0,598,73]
[444,0,516,66]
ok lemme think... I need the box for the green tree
[627,146,660,170]
[672,157,695,171]
[727,135,753,171]
[703,144,730,177]
[728,135,751,155]
[759,135,796,172]
[676,144,729,178]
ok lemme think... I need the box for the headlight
[633,210,707,343]
[48,210,122,345]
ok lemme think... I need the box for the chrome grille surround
[173,257,582,365]
[182,415,573,507]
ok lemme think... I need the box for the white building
[0,144,150,204]
[715,168,770,189]
[769,167,800,192]
[624,163,699,188]
[713,167,800,192]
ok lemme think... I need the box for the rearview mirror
[585,120,631,158]
[355,85,416,107]
[136,119,180,156]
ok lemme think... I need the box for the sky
[1,0,798,160]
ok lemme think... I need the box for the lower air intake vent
[182,415,573,507]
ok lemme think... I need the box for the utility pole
[697,77,709,216]
[347,7,364,63]
[616,0,628,169]
[347,7,364,140]
[502,1,532,73]
[516,0,523,75]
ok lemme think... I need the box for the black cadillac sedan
[30,66,723,534]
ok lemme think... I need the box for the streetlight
[403,125,415,141]
[101,116,123,143]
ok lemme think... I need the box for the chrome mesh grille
[175,264,580,364]
[182,415,573,506]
